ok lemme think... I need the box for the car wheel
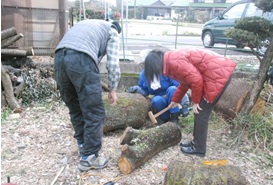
[202,31,214,48]
[257,39,270,56]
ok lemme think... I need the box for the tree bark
[102,92,150,133]
[164,161,250,185]
[118,122,182,174]
[1,49,27,56]
[1,27,17,41]
[241,35,273,114]
[1,33,24,48]
[1,64,22,112]
[215,78,266,119]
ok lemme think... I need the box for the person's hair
[144,49,165,85]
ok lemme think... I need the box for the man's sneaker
[78,154,108,171]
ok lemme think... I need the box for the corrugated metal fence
[1,3,66,56]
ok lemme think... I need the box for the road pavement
[120,20,254,56]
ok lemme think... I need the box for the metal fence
[1,5,66,56]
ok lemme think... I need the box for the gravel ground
[1,101,273,185]
[1,54,272,185]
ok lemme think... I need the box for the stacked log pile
[1,27,34,57]
[1,27,35,112]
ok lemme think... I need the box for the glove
[127,85,139,93]
[127,85,148,97]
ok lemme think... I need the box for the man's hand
[193,103,202,114]
[108,90,117,105]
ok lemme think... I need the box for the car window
[245,2,273,20]
[245,3,263,17]
[223,3,247,19]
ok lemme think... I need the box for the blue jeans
[54,48,104,157]
[151,86,190,122]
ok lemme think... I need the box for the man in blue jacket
[54,19,121,172]
[128,70,190,125]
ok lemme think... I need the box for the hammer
[148,106,171,125]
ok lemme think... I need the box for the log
[1,33,24,48]
[164,161,250,185]
[1,49,27,56]
[25,47,34,56]
[102,92,150,132]
[1,90,7,107]
[1,64,22,112]
[1,27,17,41]
[215,78,266,119]
[118,122,182,174]
[2,65,21,76]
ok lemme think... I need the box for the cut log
[118,122,182,174]
[215,78,266,119]
[1,49,27,56]
[1,33,24,48]
[1,64,22,112]
[25,47,34,56]
[164,161,250,185]
[1,27,17,41]
[102,92,150,132]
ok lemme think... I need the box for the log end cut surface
[118,156,132,175]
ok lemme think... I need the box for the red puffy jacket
[163,49,237,104]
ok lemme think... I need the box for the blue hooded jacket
[138,70,179,96]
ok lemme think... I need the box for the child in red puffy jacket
[143,48,236,157]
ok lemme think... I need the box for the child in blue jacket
[128,70,190,124]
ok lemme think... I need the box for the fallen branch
[50,165,66,185]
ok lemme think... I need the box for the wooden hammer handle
[154,106,171,118]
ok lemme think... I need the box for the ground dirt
[1,101,273,185]
[1,55,273,185]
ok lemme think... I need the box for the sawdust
[1,101,272,185]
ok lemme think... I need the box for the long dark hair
[144,49,165,85]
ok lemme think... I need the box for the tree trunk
[241,36,273,114]
[118,122,182,174]
[215,78,266,118]
[1,27,17,41]
[102,92,150,133]
[1,64,22,112]
[164,161,250,185]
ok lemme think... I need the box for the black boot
[170,112,180,124]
